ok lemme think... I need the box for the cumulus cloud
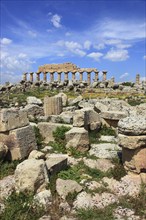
[87,52,103,61]
[84,40,92,50]
[120,72,129,79]
[104,48,129,61]
[56,40,86,57]
[0,51,34,78]
[0,38,12,45]
[51,14,62,28]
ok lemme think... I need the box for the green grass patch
[89,125,116,144]
[0,192,45,220]
[0,160,21,180]
[76,205,115,220]
[49,126,71,153]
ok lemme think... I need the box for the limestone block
[44,96,62,116]
[68,95,83,106]
[34,190,52,210]
[0,108,29,132]
[14,159,49,193]
[89,143,121,159]
[65,127,89,152]
[28,150,45,160]
[0,175,15,201]
[45,154,68,176]
[5,125,37,160]
[38,122,72,143]
[118,134,146,149]
[94,102,108,113]
[83,108,101,131]
[101,111,127,121]
[122,147,146,173]
[24,104,44,118]
[55,93,68,107]
[56,178,82,198]
[83,158,114,172]
[118,116,146,135]
[73,110,85,127]
[26,96,42,105]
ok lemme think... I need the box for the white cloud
[104,48,129,61]
[65,41,82,50]
[0,51,34,77]
[93,43,105,50]
[100,19,146,40]
[51,14,62,28]
[143,55,146,60]
[28,30,37,38]
[0,38,12,45]
[120,72,129,79]
[87,52,103,61]
[84,40,92,50]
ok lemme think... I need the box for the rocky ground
[0,88,146,220]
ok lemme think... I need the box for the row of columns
[23,71,107,84]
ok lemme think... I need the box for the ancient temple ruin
[22,62,107,84]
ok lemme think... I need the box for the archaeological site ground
[0,62,146,220]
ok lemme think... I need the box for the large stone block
[45,154,68,176]
[118,134,146,149]
[44,96,62,116]
[5,125,37,160]
[0,108,29,132]
[73,110,85,127]
[118,115,146,135]
[122,147,146,173]
[65,127,89,152]
[38,122,72,143]
[14,159,49,193]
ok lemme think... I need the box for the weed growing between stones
[33,126,44,150]
[0,160,22,180]
[49,126,71,153]
[76,204,115,220]
[58,160,113,183]
[89,125,116,144]
[0,192,45,220]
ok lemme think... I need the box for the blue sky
[0,0,146,84]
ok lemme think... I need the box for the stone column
[50,72,54,82]
[136,74,140,85]
[36,72,40,81]
[43,72,47,82]
[95,71,99,81]
[23,72,27,81]
[87,72,91,85]
[44,96,62,116]
[58,72,61,82]
[72,71,76,81]
[79,72,83,81]
[30,72,34,82]
[102,71,107,81]
[64,72,68,81]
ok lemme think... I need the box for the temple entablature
[22,62,108,84]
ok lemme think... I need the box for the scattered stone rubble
[0,90,146,219]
